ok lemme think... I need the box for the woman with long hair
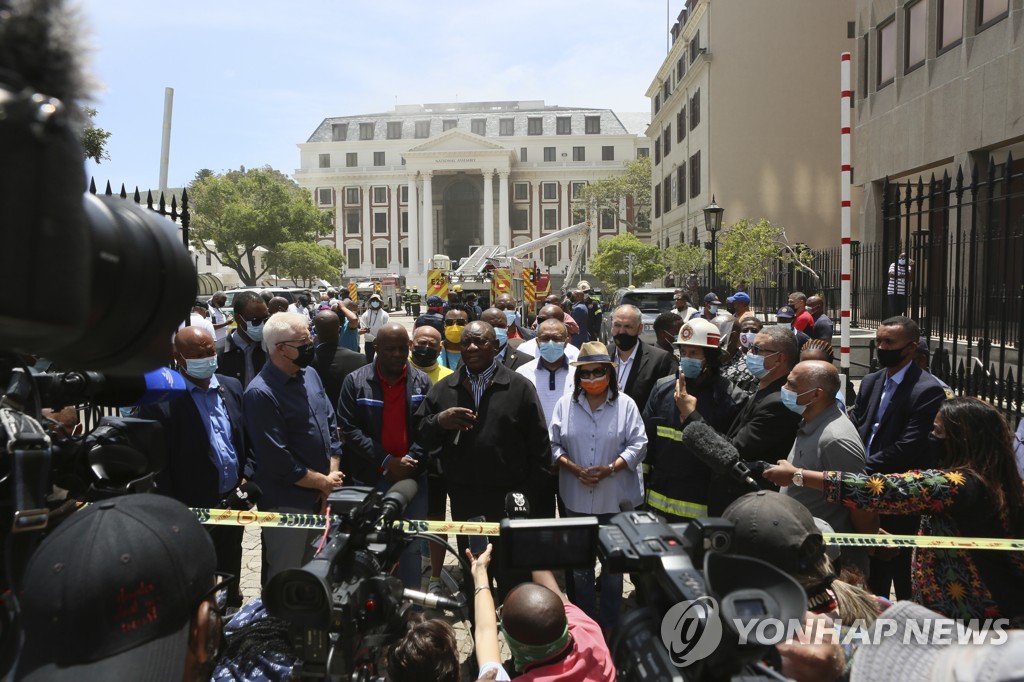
[766,397,1024,623]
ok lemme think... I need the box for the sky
[80,0,672,193]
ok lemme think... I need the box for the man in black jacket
[415,320,550,597]
[311,309,367,408]
[218,290,269,388]
[611,304,676,413]
[480,307,531,371]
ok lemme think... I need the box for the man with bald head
[517,304,581,362]
[311,310,367,408]
[408,325,453,384]
[494,293,534,342]
[480,307,531,370]
[267,296,291,316]
[416,320,551,596]
[138,326,247,607]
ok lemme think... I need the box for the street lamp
[703,195,724,290]
[625,253,638,287]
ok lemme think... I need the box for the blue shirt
[570,302,590,347]
[243,361,341,510]
[186,374,239,496]
[340,319,360,352]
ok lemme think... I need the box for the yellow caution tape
[824,533,1024,552]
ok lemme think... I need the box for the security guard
[641,318,747,522]
[409,286,422,317]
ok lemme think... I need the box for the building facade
[646,0,854,255]
[295,101,649,288]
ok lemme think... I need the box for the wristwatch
[607,464,616,477]
[792,469,805,487]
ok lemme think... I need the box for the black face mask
[411,346,439,366]
[613,332,639,351]
[877,343,911,368]
[290,343,316,369]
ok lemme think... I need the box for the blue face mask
[246,320,265,342]
[898,258,907,265]
[184,356,218,380]
[539,340,566,363]
[679,357,704,379]
[504,310,517,326]
[709,305,718,315]
[494,327,509,347]
[744,353,771,379]
[781,386,816,414]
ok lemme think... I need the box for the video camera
[501,510,807,682]
[264,480,467,681]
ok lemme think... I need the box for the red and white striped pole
[840,53,852,393]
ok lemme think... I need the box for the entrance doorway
[443,180,479,261]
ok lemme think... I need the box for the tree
[81,107,111,163]
[663,243,709,281]
[573,156,651,232]
[188,167,333,286]
[265,241,345,286]
[589,233,665,288]
[716,217,820,290]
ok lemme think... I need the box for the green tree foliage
[716,218,819,290]
[663,243,709,280]
[189,167,333,286]
[589,233,665,288]
[574,156,651,231]
[80,107,111,163]
[266,241,345,286]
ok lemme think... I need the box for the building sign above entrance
[434,158,478,164]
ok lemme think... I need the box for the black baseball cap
[722,490,825,574]
[427,295,444,307]
[16,495,217,681]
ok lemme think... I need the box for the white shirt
[208,305,230,342]
[550,392,647,514]
[359,307,390,337]
[288,303,311,321]
[179,312,216,342]
[517,338,580,363]
[615,343,639,391]
[516,357,575,425]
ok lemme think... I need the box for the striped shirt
[887,262,909,295]
[464,359,499,410]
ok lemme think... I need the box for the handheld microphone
[219,481,263,511]
[380,479,418,523]
[681,421,760,491]
[39,367,188,408]
[401,587,465,613]
[504,491,530,519]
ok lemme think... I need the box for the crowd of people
[15,283,1024,682]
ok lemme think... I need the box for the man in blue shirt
[244,312,344,585]
[569,290,590,348]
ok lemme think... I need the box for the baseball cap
[776,305,796,319]
[369,293,382,302]
[722,490,825,574]
[703,292,722,305]
[726,292,750,304]
[16,495,218,681]
[427,295,444,307]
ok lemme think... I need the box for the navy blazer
[849,362,946,475]
[138,374,246,508]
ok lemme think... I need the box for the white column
[561,180,571,228]
[389,182,401,271]
[498,171,510,247]
[407,176,420,274]
[422,172,434,265]
[362,186,372,273]
[531,180,541,238]
[482,170,495,245]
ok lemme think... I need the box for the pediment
[405,128,510,154]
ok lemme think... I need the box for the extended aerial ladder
[505,221,592,290]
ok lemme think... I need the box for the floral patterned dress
[822,469,1024,622]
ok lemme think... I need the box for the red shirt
[517,603,615,682]
[378,362,409,461]
[794,309,814,334]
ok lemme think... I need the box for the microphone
[504,491,530,519]
[402,587,465,613]
[39,368,189,408]
[681,421,760,491]
[219,481,263,511]
[380,479,418,523]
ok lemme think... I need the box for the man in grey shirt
[779,360,878,577]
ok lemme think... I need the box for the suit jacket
[138,374,246,508]
[217,331,266,388]
[500,344,532,371]
[620,340,676,413]
[312,342,368,408]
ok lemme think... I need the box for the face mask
[580,376,610,396]
[739,332,756,349]
[410,346,439,367]
[781,386,816,415]
[289,343,316,369]
[744,353,772,379]
[679,357,704,379]
[445,326,464,344]
[184,356,218,380]
[877,344,910,368]
[539,340,566,363]
[709,305,718,315]
[898,258,907,265]
[245,319,265,342]
[501,623,571,673]
[494,327,508,347]
[370,301,381,309]
[504,310,517,326]
[613,332,639,351]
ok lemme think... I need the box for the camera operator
[15,495,226,681]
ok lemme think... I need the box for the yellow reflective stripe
[656,425,683,442]
[646,490,707,519]
[641,462,652,475]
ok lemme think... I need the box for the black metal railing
[88,179,190,249]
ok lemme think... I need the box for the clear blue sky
[82,0,671,192]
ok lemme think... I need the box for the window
[677,107,686,142]
[601,209,615,231]
[654,185,661,218]
[556,117,571,134]
[543,208,558,231]
[372,186,387,204]
[402,247,409,269]
[513,183,529,201]
[663,177,671,213]
[654,93,661,115]
[676,166,686,206]
[573,146,585,162]
[663,125,671,156]
[374,247,387,269]
[346,152,358,168]
[690,91,700,129]
[400,185,409,204]
[877,16,896,87]
[401,212,409,233]
[905,0,926,73]
[374,212,387,234]
[654,136,661,165]
[512,208,529,231]
[520,147,528,162]
[332,123,348,141]
[347,247,360,270]
[415,121,430,138]
[602,145,614,161]
[345,187,360,204]
[585,116,601,134]
[318,153,330,168]
[690,30,701,63]
[542,182,557,201]
[978,0,1008,28]
[206,250,212,266]
[442,119,457,131]
[571,182,586,200]
[345,210,360,235]
[544,245,558,267]
[387,121,402,139]
[939,0,964,50]
[637,210,650,232]
[499,118,514,136]
[359,122,374,140]
[572,207,586,224]
[689,151,701,199]
[663,79,671,102]
[373,151,385,167]
[637,148,650,158]
[544,146,556,162]
[676,55,686,80]
[317,188,332,205]
[471,118,486,135]
[528,117,543,135]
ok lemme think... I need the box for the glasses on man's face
[245,315,270,326]
[748,344,780,357]
[577,367,609,379]
[198,571,238,616]
[536,317,549,323]
[444,318,468,327]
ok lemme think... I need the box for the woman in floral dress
[766,397,1024,623]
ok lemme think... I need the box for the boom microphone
[681,421,760,491]
[380,479,418,523]
[219,481,263,511]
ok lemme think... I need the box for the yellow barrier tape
[824,533,1024,552]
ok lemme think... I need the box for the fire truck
[425,249,527,312]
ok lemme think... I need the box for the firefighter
[409,286,422,317]
[403,287,412,315]
[448,283,463,306]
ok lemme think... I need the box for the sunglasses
[444,319,468,327]
[748,344,780,357]
[244,315,270,326]
[577,367,609,379]
[198,571,238,616]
